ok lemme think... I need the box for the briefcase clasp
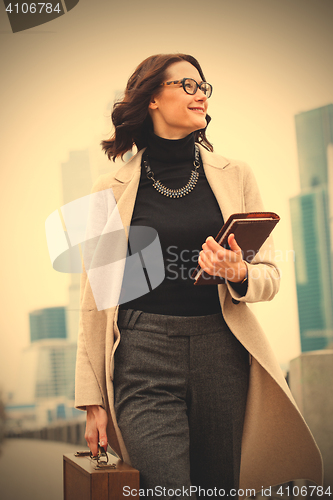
[75,445,117,470]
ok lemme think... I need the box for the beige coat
[75,145,323,494]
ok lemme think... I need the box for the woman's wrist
[228,263,248,283]
[86,404,103,413]
[228,265,249,297]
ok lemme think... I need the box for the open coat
[75,144,323,494]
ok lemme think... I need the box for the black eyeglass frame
[160,78,213,98]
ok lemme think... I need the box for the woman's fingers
[227,233,242,256]
[199,235,247,281]
[85,420,99,456]
[98,420,108,452]
[85,405,108,456]
[199,249,225,277]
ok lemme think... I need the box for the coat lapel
[198,145,244,220]
[110,149,145,232]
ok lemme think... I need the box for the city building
[29,306,67,343]
[13,337,76,404]
[290,104,333,352]
[6,307,77,432]
[61,150,92,344]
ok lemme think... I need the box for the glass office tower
[290,104,333,352]
[29,306,67,343]
[14,307,76,405]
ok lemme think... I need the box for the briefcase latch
[75,445,117,470]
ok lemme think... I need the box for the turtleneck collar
[146,130,196,163]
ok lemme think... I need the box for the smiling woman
[75,53,323,498]
[100,54,213,159]
[148,61,210,139]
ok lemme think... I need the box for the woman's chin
[193,119,207,132]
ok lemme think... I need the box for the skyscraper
[29,306,67,343]
[61,150,92,344]
[14,339,77,403]
[295,105,333,191]
[16,306,76,403]
[290,104,333,352]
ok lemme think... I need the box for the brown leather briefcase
[63,448,140,500]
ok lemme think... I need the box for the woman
[75,54,323,497]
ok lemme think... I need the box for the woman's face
[148,60,209,140]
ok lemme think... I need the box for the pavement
[0,438,85,500]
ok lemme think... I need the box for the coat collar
[113,144,231,185]
[113,149,144,184]
[111,144,240,234]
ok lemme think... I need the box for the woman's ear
[149,96,158,110]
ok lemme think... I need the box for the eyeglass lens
[184,79,212,97]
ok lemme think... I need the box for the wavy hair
[101,54,213,161]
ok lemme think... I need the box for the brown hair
[101,53,213,161]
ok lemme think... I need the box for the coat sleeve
[226,162,281,303]
[74,269,105,411]
[74,175,110,411]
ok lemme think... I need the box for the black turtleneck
[120,131,225,316]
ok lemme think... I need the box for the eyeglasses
[160,78,213,98]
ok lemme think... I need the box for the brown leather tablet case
[192,211,280,285]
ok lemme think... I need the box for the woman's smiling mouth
[189,107,205,113]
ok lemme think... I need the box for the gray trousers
[114,310,249,499]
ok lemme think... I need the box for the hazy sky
[0,0,333,396]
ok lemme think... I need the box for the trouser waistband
[117,309,230,336]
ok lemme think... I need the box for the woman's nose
[195,89,208,101]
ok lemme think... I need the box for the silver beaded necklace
[143,144,201,198]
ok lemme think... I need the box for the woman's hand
[198,234,247,283]
[85,405,108,456]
